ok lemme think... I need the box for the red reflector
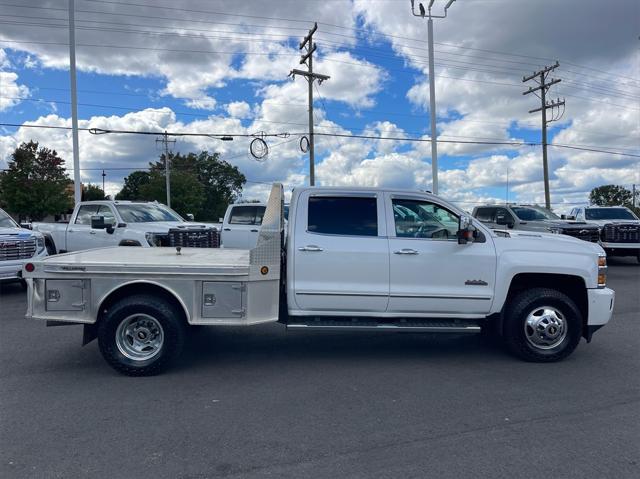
[24,263,35,272]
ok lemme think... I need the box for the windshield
[0,209,18,228]
[116,204,183,223]
[586,208,638,220]
[511,206,558,221]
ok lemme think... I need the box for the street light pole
[410,0,456,195]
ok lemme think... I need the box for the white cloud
[225,101,252,119]
[0,71,29,111]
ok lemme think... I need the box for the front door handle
[298,245,323,252]
[223,228,231,231]
[89,230,97,235]
[394,248,419,255]
[250,229,259,233]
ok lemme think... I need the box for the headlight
[145,232,169,246]
[597,254,607,288]
[35,236,45,252]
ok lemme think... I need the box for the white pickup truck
[32,200,219,254]
[23,184,615,376]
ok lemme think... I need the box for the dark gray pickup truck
[472,204,600,242]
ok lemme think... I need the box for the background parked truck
[32,200,219,254]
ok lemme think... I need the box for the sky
[0,0,638,213]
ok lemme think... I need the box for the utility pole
[633,184,637,208]
[410,0,457,195]
[289,22,330,186]
[156,131,176,208]
[68,0,81,205]
[101,169,106,194]
[523,61,565,210]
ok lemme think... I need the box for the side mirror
[561,214,575,220]
[495,213,513,228]
[457,215,477,245]
[20,223,32,230]
[91,215,107,229]
[91,215,114,233]
[185,213,195,221]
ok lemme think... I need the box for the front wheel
[98,295,186,376]
[503,287,582,362]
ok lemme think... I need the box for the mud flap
[82,323,98,346]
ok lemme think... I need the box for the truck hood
[0,227,43,238]
[516,219,598,231]
[124,221,216,234]
[583,219,640,227]
[493,228,604,254]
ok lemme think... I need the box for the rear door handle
[89,231,96,235]
[298,245,323,252]
[223,228,231,231]
[250,229,259,233]
[394,248,419,255]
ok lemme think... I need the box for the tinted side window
[229,206,263,225]
[308,196,378,236]
[475,207,495,222]
[75,205,99,225]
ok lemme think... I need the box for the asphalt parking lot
[1,259,638,479]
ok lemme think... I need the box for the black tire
[98,294,186,376]
[45,238,56,255]
[503,287,582,362]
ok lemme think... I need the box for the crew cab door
[386,194,496,315]
[292,192,389,312]
[91,205,124,247]
[66,205,99,251]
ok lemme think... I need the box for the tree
[115,171,151,200]
[590,185,635,207]
[82,184,106,201]
[0,141,72,221]
[139,168,205,218]
[118,151,246,220]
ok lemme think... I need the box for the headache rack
[167,227,220,248]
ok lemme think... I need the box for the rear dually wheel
[98,294,186,376]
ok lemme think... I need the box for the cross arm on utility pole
[522,61,559,82]
[289,69,330,84]
[299,22,317,49]
[523,78,561,96]
[300,44,317,65]
[529,98,565,114]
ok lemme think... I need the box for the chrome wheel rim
[524,306,567,350]
[115,314,164,361]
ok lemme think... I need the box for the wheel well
[504,273,588,336]
[97,282,189,325]
[43,234,56,253]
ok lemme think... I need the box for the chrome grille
[602,224,640,243]
[561,228,600,243]
[0,237,37,261]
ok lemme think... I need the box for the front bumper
[601,242,640,253]
[0,249,47,280]
[587,288,615,326]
